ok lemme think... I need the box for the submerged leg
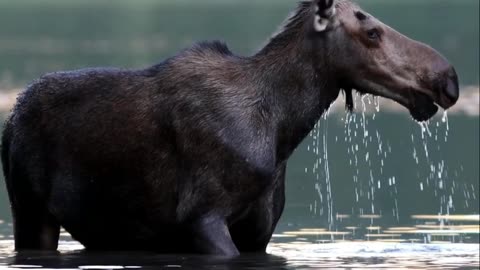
[230,166,286,253]
[6,167,60,251]
[13,207,60,251]
[192,214,239,256]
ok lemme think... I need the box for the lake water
[0,240,479,269]
[0,0,478,269]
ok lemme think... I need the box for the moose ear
[314,0,336,32]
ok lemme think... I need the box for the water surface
[0,240,478,269]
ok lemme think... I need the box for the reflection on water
[268,242,479,270]
[0,217,478,269]
[0,215,478,269]
[272,215,480,244]
[0,239,478,270]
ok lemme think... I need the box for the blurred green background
[0,0,478,243]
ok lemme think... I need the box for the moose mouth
[407,91,439,122]
[343,82,442,122]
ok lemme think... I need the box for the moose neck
[249,23,341,162]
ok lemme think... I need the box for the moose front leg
[230,165,286,253]
[192,214,240,256]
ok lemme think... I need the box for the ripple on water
[0,239,478,269]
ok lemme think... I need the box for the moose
[1,0,458,256]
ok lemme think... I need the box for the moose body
[2,0,458,256]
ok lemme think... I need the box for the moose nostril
[444,71,459,102]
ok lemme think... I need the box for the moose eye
[366,29,381,40]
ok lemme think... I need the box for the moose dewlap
[1,0,458,256]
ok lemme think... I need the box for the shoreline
[0,86,478,116]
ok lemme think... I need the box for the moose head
[312,0,459,121]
